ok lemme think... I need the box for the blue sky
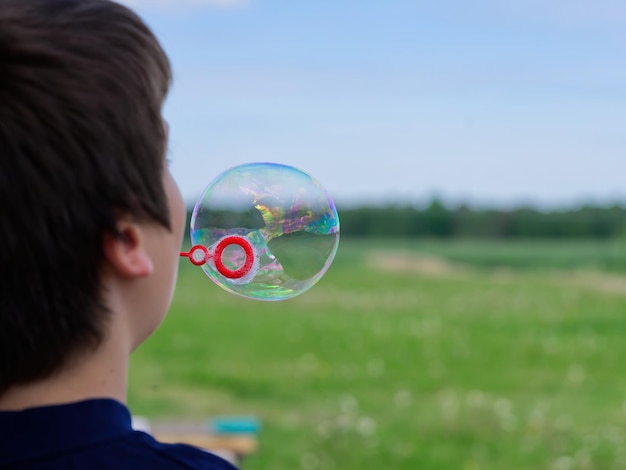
[121,0,626,208]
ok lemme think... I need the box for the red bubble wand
[180,235,255,280]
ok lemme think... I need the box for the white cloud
[118,0,249,11]
[502,0,626,27]
[434,0,626,29]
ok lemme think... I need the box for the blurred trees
[336,200,626,239]
[185,199,626,239]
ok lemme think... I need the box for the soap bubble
[184,163,340,301]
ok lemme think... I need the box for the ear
[102,218,154,278]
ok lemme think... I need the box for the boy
[0,1,237,468]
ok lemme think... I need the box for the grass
[129,238,626,469]
[342,237,626,272]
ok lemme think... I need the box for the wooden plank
[154,432,258,455]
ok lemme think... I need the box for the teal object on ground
[209,417,261,434]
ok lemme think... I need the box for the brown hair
[0,0,172,392]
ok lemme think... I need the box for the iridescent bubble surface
[190,163,340,300]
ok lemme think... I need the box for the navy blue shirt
[0,399,239,469]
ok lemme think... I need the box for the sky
[120,0,626,209]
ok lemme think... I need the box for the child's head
[0,0,184,393]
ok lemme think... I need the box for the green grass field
[129,238,626,470]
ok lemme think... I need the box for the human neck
[0,324,131,412]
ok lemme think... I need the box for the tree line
[336,200,626,239]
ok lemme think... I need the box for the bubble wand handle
[180,244,210,266]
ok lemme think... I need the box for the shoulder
[132,431,240,470]
[5,433,240,470]
[52,431,241,470]
[0,398,240,470]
